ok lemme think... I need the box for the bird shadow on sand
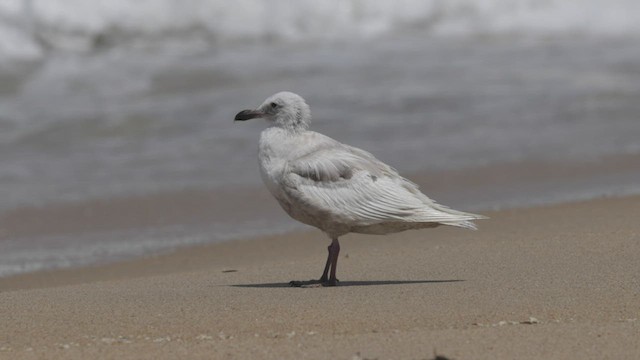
[231,279,464,288]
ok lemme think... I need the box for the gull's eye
[270,102,278,109]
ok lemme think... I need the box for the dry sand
[1,196,639,359]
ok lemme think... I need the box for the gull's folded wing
[282,144,484,226]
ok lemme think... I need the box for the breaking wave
[0,0,638,61]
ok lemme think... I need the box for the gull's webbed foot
[289,279,339,288]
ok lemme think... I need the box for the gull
[235,91,487,287]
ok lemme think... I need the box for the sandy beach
[1,195,638,359]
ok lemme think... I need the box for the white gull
[235,91,487,287]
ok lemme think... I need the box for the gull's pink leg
[326,238,340,286]
[319,243,332,282]
[290,238,340,287]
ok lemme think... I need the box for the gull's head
[234,91,311,131]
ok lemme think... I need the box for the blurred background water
[0,0,639,277]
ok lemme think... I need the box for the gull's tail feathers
[428,203,489,231]
[441,220,480,230]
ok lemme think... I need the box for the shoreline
[0,193,634,293]
[1,153,640,280]
[1,195,639,358]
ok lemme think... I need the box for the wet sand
[1,195,639,359]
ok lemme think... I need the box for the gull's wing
[282,141,484,228]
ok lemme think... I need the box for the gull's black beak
[234,109,264,121]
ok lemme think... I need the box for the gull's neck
[269,122,309,134]
[259,126,309,163]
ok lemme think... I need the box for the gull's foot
[289,279,339,288]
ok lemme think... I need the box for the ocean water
[0,1,639,277]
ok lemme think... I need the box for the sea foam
[0,0,638,61]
